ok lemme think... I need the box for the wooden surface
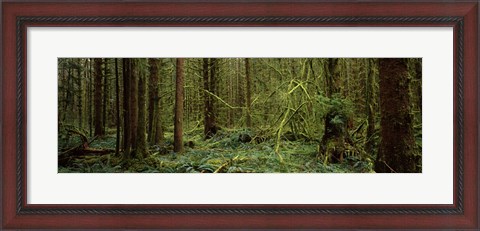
[2,1,478,229]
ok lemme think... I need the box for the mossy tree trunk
[88,59,93,136]
[245,58,252,128]
[114,58,120,156]
[174,58,185,153]
[375,58,416,173]
[102,59,108,130]
[148,58,164,144]
[77,65,83,129]
[203,58,217,139]
[66,66,72,122]
[121,59,144,159]
[325,59,339,98]
[236,59,245,126]
[94,58,104,136]
[365,59,377,155]
[136,59,148,159]
[122,58,132,159]
[130,59,139,153]
[320,58,348,163]
[414,58,422,112]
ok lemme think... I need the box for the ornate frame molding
[16,16,464,215]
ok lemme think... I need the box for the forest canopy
[58,58,422,173]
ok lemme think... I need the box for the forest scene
[58,58,422,173]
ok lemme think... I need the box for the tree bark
[210,58,217,124]
[375,58,417,173]
[130,59,139,152]
[320,58,346,163]
[77,63,83,129]
[203,58,217,139]
[174,58,185,153]
[415,58,422,112]
[203,58,211,138]
[88,59,93,136]
[68,66,74,121]
[64,65,72,123]
[148,58,164,144]
[94,58,104,136]
[122,58,131,159]
[148,58,157,142]
[227,59,234,127]
[115,58,120,156]
[365,59,376,155]
[103,59,108,130]
[325,59,339,97]
[60,64,66,123]
[136,59,148,159]
[245,58,252,128]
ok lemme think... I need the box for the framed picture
[2,1,478,229]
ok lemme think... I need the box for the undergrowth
[58,128,374,173]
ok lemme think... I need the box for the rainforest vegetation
[58,58,422,173]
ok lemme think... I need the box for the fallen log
[58,128,114,166]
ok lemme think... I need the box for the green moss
[59,128,374,173]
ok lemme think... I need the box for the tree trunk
[148,58,157,142]
[153,60,164,144]
[122,58,131,159]
[203,58,211,138]
[203,58,217,139]
[325,59,338,97]
[65,66,72,123]
[245,58,252,128]
[415,58,422,112]
[174,58,185,153]
[136,59,148,159]
[236,59,245,125]
[103,59,108,130]
[88,59,93,136]
[320,58,346,163]
[130,59,139,152]
[60,64,66,123]
[148,58,164,144]
[227,59,234,127]
[115,58,120,156]
[94,58,104,136]
[210,58,217,126]
[375,58,417,173]
[77,64,83,129]
[365,59,376,155]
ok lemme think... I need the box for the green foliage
[316,94,354,124]
[89,135,117,149]
[58,124,87,150]
[58,58,422,173]
[59,129,374,173]
[59,154,123,173]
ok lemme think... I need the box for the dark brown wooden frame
[1,1,478,229]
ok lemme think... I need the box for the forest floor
[58,128,374,173]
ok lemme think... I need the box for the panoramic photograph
[58,58,422,173]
